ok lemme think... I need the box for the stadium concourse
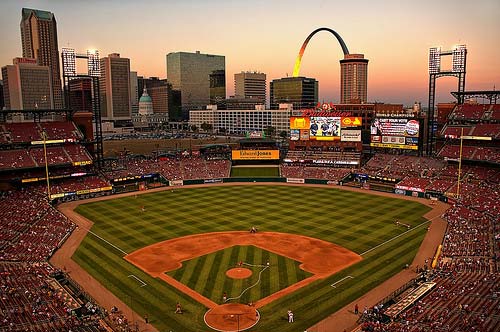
[0,111,499,331]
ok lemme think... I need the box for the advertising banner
[286,178,305,184]
[341,117,362,128]
[232,150,280,160]
[341,129,361,142]
[169,180,184,186]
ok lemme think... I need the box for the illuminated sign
[309,117,341,141]
[290,117,310,129]
[232,150,280,160]
[341,117,362,128]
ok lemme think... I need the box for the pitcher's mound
[226,267,252,279]
[205,303,259,332]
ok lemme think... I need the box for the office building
[270,76,318,110]
[189,108,290,135]
[166,51,225,118]
[68,78,92,113]
[0,80,4,110]
[20,8,63,109]
[1,57,53,110]
[130,71,139,114]
[234,71,266,104]
[99,53,131,122]
[210,70,226,104]
[340,54,368,104]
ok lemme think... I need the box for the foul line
[226,265,269,302]
[361,219,432,257]
[330,275,354,288]
[80,225,128,256]
[128,274,147,287]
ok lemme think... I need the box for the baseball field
[72,184,431,332]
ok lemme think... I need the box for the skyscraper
[99,53,131,122]
[234,71,266,105]
[2,57,53,110]
[340,54,368,104]
[166,51,225,119]
[270,76,318,110]
[20,8,63,109]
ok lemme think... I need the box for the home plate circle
[204,303,260,332]
[225,267,252,279]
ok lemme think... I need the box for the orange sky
[1,0,499,106]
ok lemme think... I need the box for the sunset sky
[1,0,499,107]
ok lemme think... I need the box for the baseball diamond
[68,184,434,332]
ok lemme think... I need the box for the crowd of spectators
[358,161,500,332]
[0,262,107,332]
[0,188,75,262]
[50,176,111,196]
[281,165,352,181]
[104,156,230,181]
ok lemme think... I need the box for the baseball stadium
[0,99,499,332]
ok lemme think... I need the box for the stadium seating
[50,176,111,195]
[0,149,37,170]
[471,123,500,138]
[441,125,473,137]
[451,104,486,120]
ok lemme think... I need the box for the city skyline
[1,0,499,107]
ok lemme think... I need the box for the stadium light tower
[427,44,467,156]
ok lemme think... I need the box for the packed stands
[0,262,110,332]
[50,176,111,196]
[103,156,230,182]
[0,188,75,262]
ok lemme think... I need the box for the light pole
[42,129,51,201]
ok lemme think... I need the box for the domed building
[138,87,153,115]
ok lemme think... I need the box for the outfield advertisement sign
[286,178,305,184]
[204,178,223,184]
[232,150,280,160]
[395,184,425,193]
[169,180,184,186]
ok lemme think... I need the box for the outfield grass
[73,185,431,332]
[230,166,280,177]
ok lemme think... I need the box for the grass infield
[72,185,430,332]
[167,245,312,305]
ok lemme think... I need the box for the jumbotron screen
[370,118,420,150]
[290,116,361,142]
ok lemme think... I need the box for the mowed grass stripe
[73,185,432,332]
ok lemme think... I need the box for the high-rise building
[130,71,139,115]
[0,80,4,110]
[68,78,92,113]
[99,53,132,121]
[210,70,226,104]
[340,54,368,104]
[166,51,225,119]
[20,8,63,109]
[1,57,53,110]
[234,71,266,105]
[270,76,318,110]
